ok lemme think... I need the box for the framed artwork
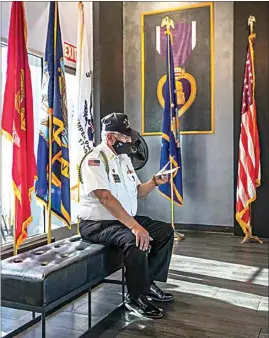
[141,2,214,135]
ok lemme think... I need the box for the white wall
[1,1,93,68]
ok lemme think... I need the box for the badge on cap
[88,159,100,166]
[123,118,130,128]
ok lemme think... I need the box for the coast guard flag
[1,2,37,249]
[35,2,71,228]
[70,1,94,201]
[158,30,183,206]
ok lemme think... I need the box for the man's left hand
[154,174,169,186]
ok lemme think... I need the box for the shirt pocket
[109,174,119,200]
[124,173,137,216]
[126,173,138,196]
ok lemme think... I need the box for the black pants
[79,216,174,298]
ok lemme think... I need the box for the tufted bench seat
[1,235,125,338]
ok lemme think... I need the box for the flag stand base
[174,231,185,241]
[241,235,263,244]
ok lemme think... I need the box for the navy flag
[158,28,183,206]
[35,2,71,227]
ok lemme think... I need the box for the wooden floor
[1,231,268,338]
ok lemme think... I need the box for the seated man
[78,112,174,319]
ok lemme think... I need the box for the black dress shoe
[125,294,164,319]
[146,282,174,302]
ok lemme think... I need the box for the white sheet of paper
[156,157,175,176]
[155,167,179,177]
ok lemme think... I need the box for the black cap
[101,112,138,137]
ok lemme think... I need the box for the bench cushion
[1,236,123,307]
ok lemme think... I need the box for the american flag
[235,33,261,237]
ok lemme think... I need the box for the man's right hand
[131,224,153,251]
[93,189,153,251]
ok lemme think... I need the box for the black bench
[1,235,125,337]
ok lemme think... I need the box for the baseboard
[175,223,234,233]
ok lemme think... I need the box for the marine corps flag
[159,19,183,207]
[70,1,94,201]
[1,2,37,250]
[35,2,71,229]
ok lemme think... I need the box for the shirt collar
[101,141,117,161]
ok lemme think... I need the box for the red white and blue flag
[235,32,261,236]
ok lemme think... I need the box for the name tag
[112,174,121,183]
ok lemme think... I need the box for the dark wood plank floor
[1,232,268,338]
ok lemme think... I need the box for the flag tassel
[241,205,262,244]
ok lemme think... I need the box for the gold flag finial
[161,16,175,32]
[248,16,256,35]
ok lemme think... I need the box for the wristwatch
[151,176,159,187]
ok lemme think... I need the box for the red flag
[1,2,37,249]
[236,32,261,237]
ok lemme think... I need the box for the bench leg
[88,288,91,330]
[121,267,125,303]
[42,312,46,338]
[32,312,36,319]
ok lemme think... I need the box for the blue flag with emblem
[35,2,71,227]
[158,27,183,206]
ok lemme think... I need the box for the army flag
[70,1,94,201]
[1,2,37,249]
[158,27,183,206]
[35,2,71,228]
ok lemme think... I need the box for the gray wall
[124,2,234,227]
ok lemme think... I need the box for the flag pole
[46,2,60,245]
[13,197,17,256]
[164,17,185,241]
[76,179,80,235]
[240,16,262,245]
[47,109,53,244]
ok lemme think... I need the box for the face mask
[113,140,132,155]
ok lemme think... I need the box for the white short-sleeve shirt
[79,142,141,220]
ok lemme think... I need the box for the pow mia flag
[70,2,95,201]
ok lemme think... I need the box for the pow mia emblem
[123,118,130,128]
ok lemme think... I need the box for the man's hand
[131,224,153,251]
[137,174,169,199]
[94,189,152,250]
[154,174,169,186]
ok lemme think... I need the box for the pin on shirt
[127,165,135,181]
[126,165,133,174]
